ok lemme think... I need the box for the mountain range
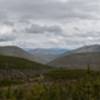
[0,45,100,70]
[0,46,67,64]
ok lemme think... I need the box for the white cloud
[0,25,13,34]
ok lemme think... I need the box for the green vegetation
[0,55,50,70]
[45,68,100,80]
[0,77,100,100]
[0,55,52,86]
[0,55,100,100]
[0,67,100,100]
[45,69,88,80]
[0,80,24,86]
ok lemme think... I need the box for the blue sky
[0,0,100,49]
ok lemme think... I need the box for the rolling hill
[0,46,36,62]
[49,45,100,70]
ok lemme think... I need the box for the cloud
[22,24,63,34]
[0,0,99,22]
[0,0,99,49]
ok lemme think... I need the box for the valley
[0,45,100,100]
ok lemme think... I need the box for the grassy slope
[0,55,50,70]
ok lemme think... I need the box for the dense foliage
[0,68,100,100]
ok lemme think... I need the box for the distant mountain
[49,45,100,70]
[0,46,36,62]
[27,48,67,64]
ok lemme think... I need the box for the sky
[0,0,100,49]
